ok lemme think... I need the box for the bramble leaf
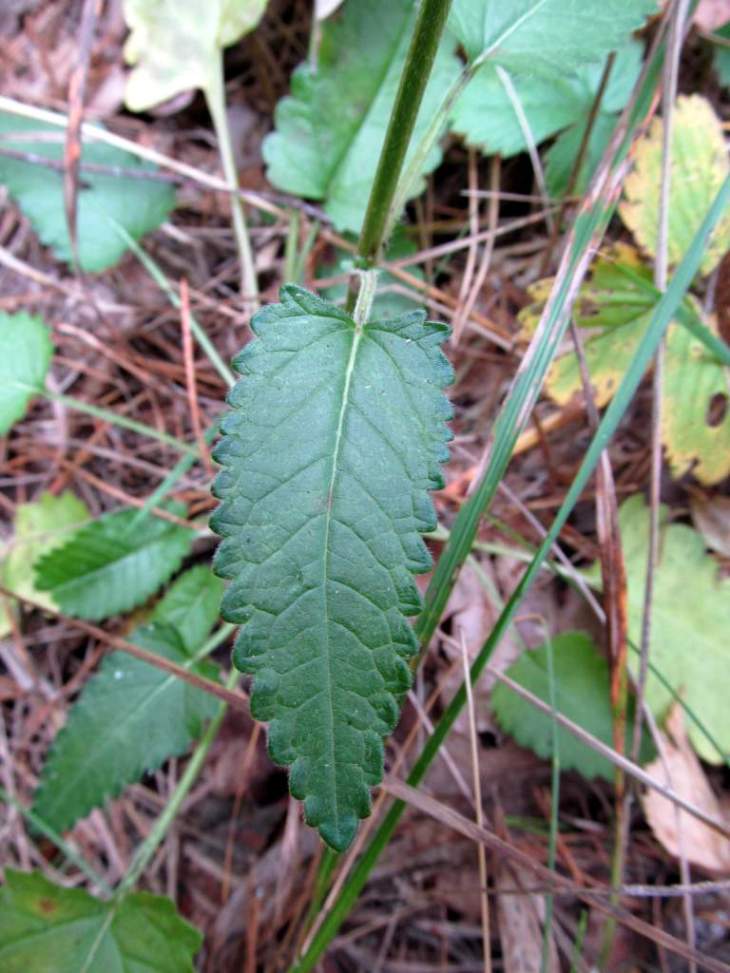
[263,0,460,233]
[492,631,653,781]
[448,0,656,73]
[151,564,224,653]
[0,492,90,637]
[0,312,52,435]
[0,870,201,972]
[33,573,221,832]
[0,113,175,272]
[620,95,730,275]
[211,285,452,850]
[35,507,194,620]
[452,40,642,160]
[123,0,268,111]
[616,495,730,764]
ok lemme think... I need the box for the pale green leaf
[492,631,653,781]
[211,285,452,850]
[33,620,218,832]
[620,95,730,275]
[545,112,619,198]
[0,870,201,973]
[123,0,268,111]
[0,114,176,272]
[151,564,224,652]
[0,312,52,435]
[35,507,194,620]
[452,40,642,159]
[618,495,730,764]
[448,0,656,72]
[0,492,90,637]
[263,0,461,233]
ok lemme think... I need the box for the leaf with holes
[123,0,268,111]
[451,39,642,160]
[35,506,194,620]
[33,615,219,832]
[491,631,653,781]
[620,95,730,275]
[0,870,201,972]
[0,114,175,272]
[615,495,730,764]
[263,0,460,234]
[0,492,90,637]
[211,285,451,850]
[0,311,52,435]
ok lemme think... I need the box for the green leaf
[0,492,90,637]
[710,21,730,88]
[620,94,730,275]
[211,284,452,850]
[35,507,194,620]
[0,869,201,972]
[151,564,224,652]
[617,495,730,764]
[0,113,176,273]
[544,112,619,198]
[0,312,52,435]
[263,0,461,233]
[123,0,268,111]
[33,621,218,832]
[448,0,656,72]
[452,40,642,159]
[492,631,653,781]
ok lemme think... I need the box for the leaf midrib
[319,318,364,832]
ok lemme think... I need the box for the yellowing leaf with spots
[518,246,730,484]
[620,94,730,276]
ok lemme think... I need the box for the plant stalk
[205,57,259,310]
[355,0,453,270]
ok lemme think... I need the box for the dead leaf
[496,860,559,973]
[642,705,730,872]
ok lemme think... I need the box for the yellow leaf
[620,94,730,275]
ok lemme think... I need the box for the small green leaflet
[0,492,90,637]
[33,620,219,832]
[0,870,201,973]
[212,285,452,850]
[618,495,730,764]
[448,0,656,73]
[492,632,654,781]
[0,312,52,435]
[0,113,175,272]
[151,564,224,652]
[35,506,194,620]
[263,0,460,233]
[451,40,642,161]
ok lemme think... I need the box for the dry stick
[631,4,696,971]
[382,778,730,973]
[63,0,101,266]
[539,52,616,276]
[454,147,481,340]
[179,278,214,478]
[452,154,501,345]
[0,588,248,712]
[460,632,491,973]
